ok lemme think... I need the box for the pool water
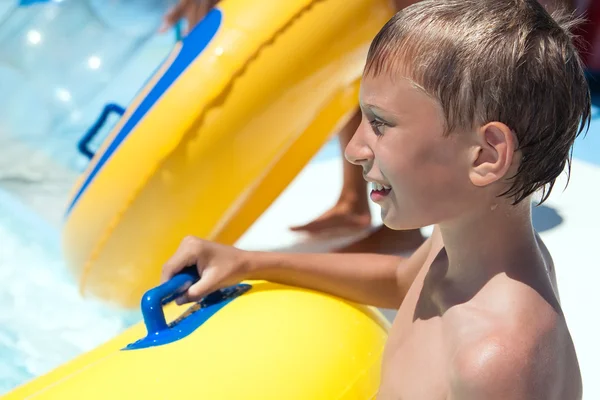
[0,190,140,394]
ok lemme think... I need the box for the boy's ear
[469,122,517,187]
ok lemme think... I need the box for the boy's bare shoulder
[448,276,580,400]
[450,333,539,399]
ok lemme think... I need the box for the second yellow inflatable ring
[63,0,394,308]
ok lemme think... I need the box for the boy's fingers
[160,236,204,283]
[185,271,217,302]
[175,293,188,305]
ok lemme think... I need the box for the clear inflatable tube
[0,0,175,224]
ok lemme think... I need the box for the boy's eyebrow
[365,104,386,112]
[358,102,375,116]
[363,103,397,121]
[360,102,385,113]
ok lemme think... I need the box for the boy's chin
[382,211,424,231]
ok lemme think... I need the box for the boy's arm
[162,228,439,308]
[246,230,435,309]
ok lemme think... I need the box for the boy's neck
[441,198,538,267]
[430,198,547,311]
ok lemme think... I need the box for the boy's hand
[161,236,250,304]
[159,0,221,34]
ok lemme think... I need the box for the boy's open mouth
[370,182,391,201]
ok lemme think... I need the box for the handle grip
[125,267,251,350]
[77,103,126,160]
[140,266,200,335]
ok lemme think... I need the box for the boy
[162,0,590,398]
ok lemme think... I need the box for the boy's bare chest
[377,270,453,400]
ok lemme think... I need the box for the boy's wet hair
[365,0,591,204]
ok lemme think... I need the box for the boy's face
[346,73,479,230]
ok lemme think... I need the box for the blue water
[0,190,140,393]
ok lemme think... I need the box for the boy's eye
[369,119,386,136]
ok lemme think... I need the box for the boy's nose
[344,123,373,168]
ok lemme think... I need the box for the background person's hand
[159,0,221,35]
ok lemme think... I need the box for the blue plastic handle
[140,266,200,335]
[125,267,251,350]
[77,103,126,160]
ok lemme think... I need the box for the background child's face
[346,73,480,230]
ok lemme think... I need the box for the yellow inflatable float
[4,270,390,399]
[63,0,394,308]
